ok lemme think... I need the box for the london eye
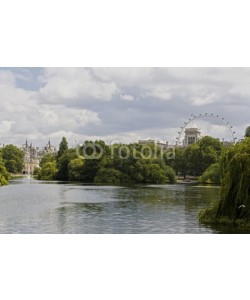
[175,113,237,146]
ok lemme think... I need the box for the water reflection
[0,178,248,233]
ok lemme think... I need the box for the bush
[199,163,220,184]
[68,158,84,181]
[0,163,10,186]
[166,166,177,184]
[0,174,9,186]
[37,162,58,180]
[94,168,122,184]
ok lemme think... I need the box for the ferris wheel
[175,113,237,146]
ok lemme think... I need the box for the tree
[185,136,222,176]
[57,137,68,159]
[185,144,203,176]
[216,139,250,221]
[40,153,56,167]
[33,167,40,176]
[199,163,221,184]
[166,166,177,184]
[80,141,107,182]
[37,162,58,180]
[170,148,187,178]
[56,152,71,181]
[68,158,84,181]
[0,161,10,186]
[199,138,250,225]
[245,126,250,138]
[2,145,24,173]
[56,146,77,181]
[94,168,122,184]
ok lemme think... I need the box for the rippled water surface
[0,178,248,233]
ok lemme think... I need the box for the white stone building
[22,139,57,175]
[183,128,201,147]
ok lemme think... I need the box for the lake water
[0,178,248,234]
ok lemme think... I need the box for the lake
[0,178,248,233]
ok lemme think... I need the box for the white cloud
[37,68,119,103]
[144,86,172,100]
[120,93,134,101]
[0,69,101,147]
[1,67,250,146]
[0,120,15,136]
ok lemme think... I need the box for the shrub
[94,168,122,184]
[199,163,220,184]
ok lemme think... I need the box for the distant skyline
[0,67,249,147]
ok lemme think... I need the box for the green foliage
[132,159,168,184]
[199,163,221,184]
[37,162,58,180]
[199,138,250,225]
[40,153,56,167]
[94,168,122,184]
[0,174,8,186]
[199,199,220,224]
[177,136,223,177]
[80,140,109,182]
[0,161,11,186]
[68,158,84,181]
[57,137,68,159]
[2,144,24,173]
[245,126,250,138]
[36,139,177,184]
[33,167,40,176]
[56,152,71,181]
[166,165,177,184]
[217,146,250,220]
[169,148,187,178]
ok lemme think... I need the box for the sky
[0,67,249,148]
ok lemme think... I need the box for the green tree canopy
[37,162,58,181]
[216,138,250,221]
[40,153,56,167]
[245,126,250,138]
[57,137,68,159]
[2,144,24,174]
[0,160,11,186]
[199,162,221,184]
[169,148,187,178]
[94,168,122,184]
[199,138,250,225]
[185,136,222,176]
[68,158,84,181]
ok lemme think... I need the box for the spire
[48,138,51,149]
[25,139,28,148]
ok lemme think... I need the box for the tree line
[35,134,233,185]
[1,125,250,187]
[36,137,177,184]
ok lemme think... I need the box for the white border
[1,0,250,299]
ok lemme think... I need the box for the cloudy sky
[0,67,249,148]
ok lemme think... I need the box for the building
[22,139,57,175]
[138,139,169,150]
[41,139,57,155]
[22,140,40,175]
[183,128,201,147]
